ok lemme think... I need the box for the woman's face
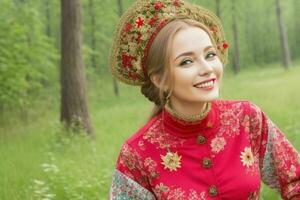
[169,26,223,107]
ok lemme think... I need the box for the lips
[194,78,216,88]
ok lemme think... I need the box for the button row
[197,135,218,197]
[197,135,206,144]
[202,157,212,168]
[208,185,218,196]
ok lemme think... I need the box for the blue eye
[180,59,193,66]
[206,52,216,59]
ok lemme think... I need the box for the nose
[197,60,213,76]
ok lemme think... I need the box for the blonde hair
[141,18,218,120]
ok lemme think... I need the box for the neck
[169,98,207,116]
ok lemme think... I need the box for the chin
[195,90,220,102]
[200,97,218,102]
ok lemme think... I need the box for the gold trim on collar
[165,102,212,122]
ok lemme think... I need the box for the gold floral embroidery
[240,147,254,167]
[287,165,297,178]
[143,118,186,149]
[211,102,248,157]
[161,152,182,172]
[168,188,186,199]
[210,137,226,153]
[153,183,208,200]
[188,189,207,200]
[156,183,169,192]
[144,157,157,169]
[138,140,146,151]
[248,103,264,155]
[217,102,244,138]
[153,183,169,199]
[241,115,250,134]
[120,143,143,171]
[144,157,159,179]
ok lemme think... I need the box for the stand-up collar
[162,101,219,138]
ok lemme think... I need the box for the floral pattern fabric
[110,100,300,200]
[110,169,156,200]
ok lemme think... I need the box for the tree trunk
[231,0,241,74]
[117,0,123,16]
[215,0,221,19]
[89,0,97,68]
[60,0,93,134]
[293,0,300,61]
[276,0,290,69]
[45,0,51,37]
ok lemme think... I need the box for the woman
[109,0,300,199]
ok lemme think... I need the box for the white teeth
[195,80,214,88]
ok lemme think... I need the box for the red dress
[110,100,300,199]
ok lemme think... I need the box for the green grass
[1,63,300,199]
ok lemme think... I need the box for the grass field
[1,63,299,200]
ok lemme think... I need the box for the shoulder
[213,99,251,110]
[214,99,262,112]
[116,114,162,171]
[123,113,162,149]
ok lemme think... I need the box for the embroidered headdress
[110,0,228,86]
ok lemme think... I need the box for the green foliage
[0,0,58,110]
[193,0,297,69]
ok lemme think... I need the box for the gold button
[208,185,218,196]
[197,135,206,144]
[202,157,212,168]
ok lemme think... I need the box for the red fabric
[114,100,300,199]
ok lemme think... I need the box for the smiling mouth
[194,79,215,89]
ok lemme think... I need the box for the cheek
[173,69,194,85]
[216,67,223,79]
[213,61,223,79]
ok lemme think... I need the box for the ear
[150,74,161,89]
[150,74,169,92]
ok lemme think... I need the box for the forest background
[0,0,300,199]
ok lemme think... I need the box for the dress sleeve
[248,103,300,199]
[109,142,156,200]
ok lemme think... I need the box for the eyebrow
[173,45,214,61]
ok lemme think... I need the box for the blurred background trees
[0,0,299,128]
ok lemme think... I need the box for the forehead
[171,27,213,56]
